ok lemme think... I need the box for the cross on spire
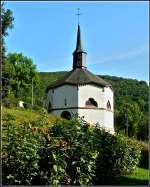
[76,8,82,24]
[73,10,87,70]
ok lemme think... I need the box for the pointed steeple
[73,24,87,69]
[76,24,83,51]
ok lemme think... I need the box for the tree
[3,53,40,104]
[2,2,14,36]
[1,2,14,101]
[2,2,14,57]
[2,57,15,97]
[1,4,42,107]
[115,100,148,140]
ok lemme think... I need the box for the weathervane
[76,8,82,24]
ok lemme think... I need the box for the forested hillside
[38,72,149,140]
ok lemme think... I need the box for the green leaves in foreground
[2,114,44,185]
[2,114,142,185]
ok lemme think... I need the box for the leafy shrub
[114,135,141,174]
[33,105,43,111]
[2,114,142,185]
[23,103,42,110]
[2,97,18,108]
[2,115,97,185]
[23,102,32,109]
[94,130,141,184]
[34,117,97,185]
[2,114,44,185]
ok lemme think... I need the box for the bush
[34,117,97,185]
[2,97,18,108]
[2,114,44,185]
[2,115,97,185]
[23,103,42,110]
[94,130,141,184]
[23,102,32,109]
[2,114,142,185]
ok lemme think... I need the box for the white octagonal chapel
[46,24,114,134]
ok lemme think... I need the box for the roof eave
[46,82,112,93]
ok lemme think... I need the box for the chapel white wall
[78,109,114,131]
[46,84,114,133]
[103,87,113,110]
[78,109,104,126]
[103,110,114,132]
[47,85,78,109]
[78,84,114,132]
[78,85,104,107]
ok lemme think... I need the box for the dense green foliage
[2,4,41,108]
[2,3,14,37]
[2,2,14,57]
[2,113,142,185]
[3,53,40,102]
[94,134,141,184]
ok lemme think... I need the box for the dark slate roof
[46,68,111,92]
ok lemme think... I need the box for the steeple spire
[73,23,87,69]
[76,24,83,52]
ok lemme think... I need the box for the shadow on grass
[95,176,148,185]
[139,149,149,169]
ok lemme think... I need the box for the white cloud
[89,44,148,65]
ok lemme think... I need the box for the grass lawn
[126,167,149,181]
[97,167,149,185]
[2,107,64,127]
[117,167,149,185]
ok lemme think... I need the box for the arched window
[107,100,111,109]
[85,98,98,108]
[61,111,71,120]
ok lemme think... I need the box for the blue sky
[5,1,149,82]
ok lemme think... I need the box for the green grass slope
[2,107,64,127]
[106,167,149,185]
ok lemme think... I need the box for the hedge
[2,113,142,185]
